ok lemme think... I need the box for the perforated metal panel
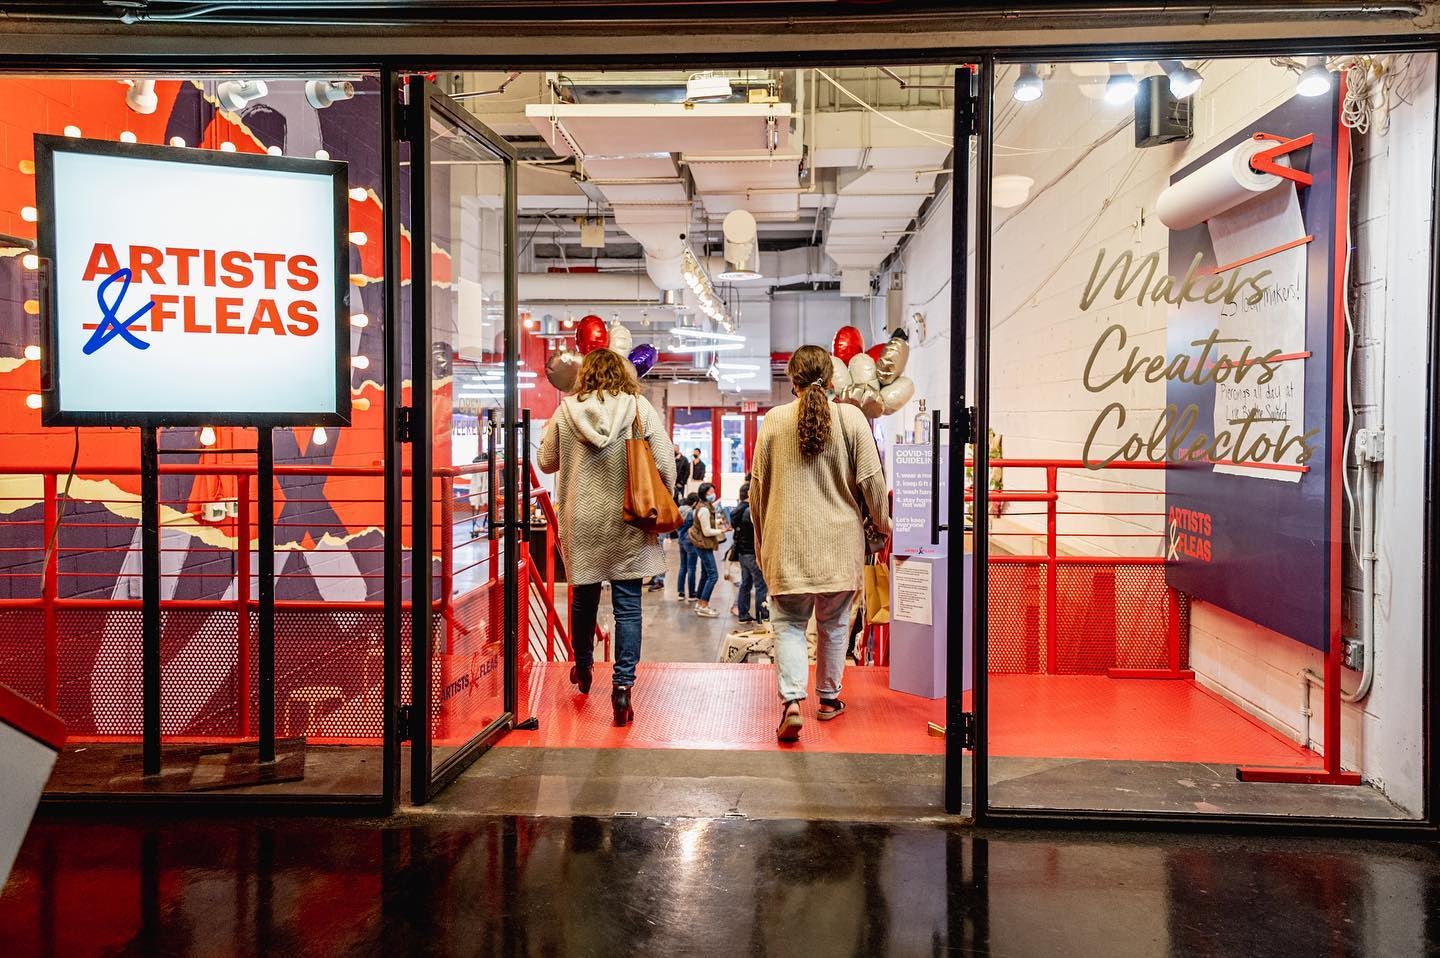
[272,608,388,742]
[0,608,45,706]
[987,561,1047,674]
[57,608,143,735]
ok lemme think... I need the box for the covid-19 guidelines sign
[35,136,351,427]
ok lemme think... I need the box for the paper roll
[1155,137,1292,231]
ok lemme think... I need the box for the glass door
[405,78,519,803]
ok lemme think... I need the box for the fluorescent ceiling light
[670,342,746,353]
[670,328,746,342]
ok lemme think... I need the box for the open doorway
[424,65,961,819]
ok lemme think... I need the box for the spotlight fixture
[124,79,158,115]
[1105,64,1138,105]
[1159,60,1203,99]
[1012,64,1044,103]
[1296,56,1332,97]
[685,72,733,102]
[305,80,356,110]
[217,79,268,112]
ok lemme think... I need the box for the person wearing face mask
[687,482,723,617]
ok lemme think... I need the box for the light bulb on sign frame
[312,426,328,445]
[199,426,216,446]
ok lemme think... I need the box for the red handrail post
[41,472,58,712]
[236,474,252,737]
[1044,465,1058,676]
[1166,587,1181,674]
[545,517,556,660]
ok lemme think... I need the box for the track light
[1296,56,1332,98]
[1104,64,1138,105]
[1012,63,1044,103]
[305,80,356,110]
[125,79,158,115]
[216,79,268,112]
[1159,59,1203,99]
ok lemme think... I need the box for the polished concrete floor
[3,812,1439,956]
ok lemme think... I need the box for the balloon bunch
[545,315,660,393]
[829,326,915,418]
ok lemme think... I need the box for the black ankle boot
[612,685,633,727]
[570,664,593,694]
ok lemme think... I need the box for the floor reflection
[2,815,1437,955]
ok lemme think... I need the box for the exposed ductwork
[610,205,689,292]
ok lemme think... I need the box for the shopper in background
[537,347,673,727]
[732,481,768,629]
[750,344,891,742]
[688,481,723,618]
[673,447,691,502]
[676,491,701,603]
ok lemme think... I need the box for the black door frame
[403,78,522,805]
[16,34,1438,833]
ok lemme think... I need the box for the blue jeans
[695,548,718,602]
[570,578,642,687]
[737,553,768,620]
[678,538,699,598]
[771,590,854,703]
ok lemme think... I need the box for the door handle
[931,409,949,546]
[485,409,498,541]
[520,409,532,543]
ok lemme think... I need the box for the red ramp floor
[505,662,1321,766]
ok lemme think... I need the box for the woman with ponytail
[749,344,891,742]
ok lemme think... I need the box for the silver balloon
[830,354,852,392]
[875,336,910,386]
[839,383,884,418]
[607,323,634,356]
[545,348,583,393]
[879,375,915,415]
[847,352,879,389]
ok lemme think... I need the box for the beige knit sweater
[749,400,891,596]
[537,391,675,585]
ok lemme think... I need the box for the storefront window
[0,72,387,799]
[983,53,1436,818]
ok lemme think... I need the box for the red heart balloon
[575,315,609,355]
[866,343,886,363]
[833,325,864,365]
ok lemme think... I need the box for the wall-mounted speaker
[1135,75,1193,148]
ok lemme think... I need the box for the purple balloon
[628,343,659,377]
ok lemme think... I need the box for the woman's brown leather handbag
[624,415,683,533]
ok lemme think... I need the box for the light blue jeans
[770,590,855,703]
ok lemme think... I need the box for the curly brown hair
[788,344,833,459]
[573,347,639,400]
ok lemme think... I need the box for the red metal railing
[0,458,571,741]
[973,458,1186,678]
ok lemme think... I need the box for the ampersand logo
[82,267,153,355]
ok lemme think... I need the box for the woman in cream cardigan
[538,348,674,727]
[749,344,891,742]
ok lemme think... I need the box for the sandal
[776,700,803,742]
[817,698,846,721]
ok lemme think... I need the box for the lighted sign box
[35,136,352,427]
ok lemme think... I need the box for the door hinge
[396,405,414,444]
[960,711,977,751]
[396,704,413,742]
[960,71,980,137]
[958,406,978,446]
